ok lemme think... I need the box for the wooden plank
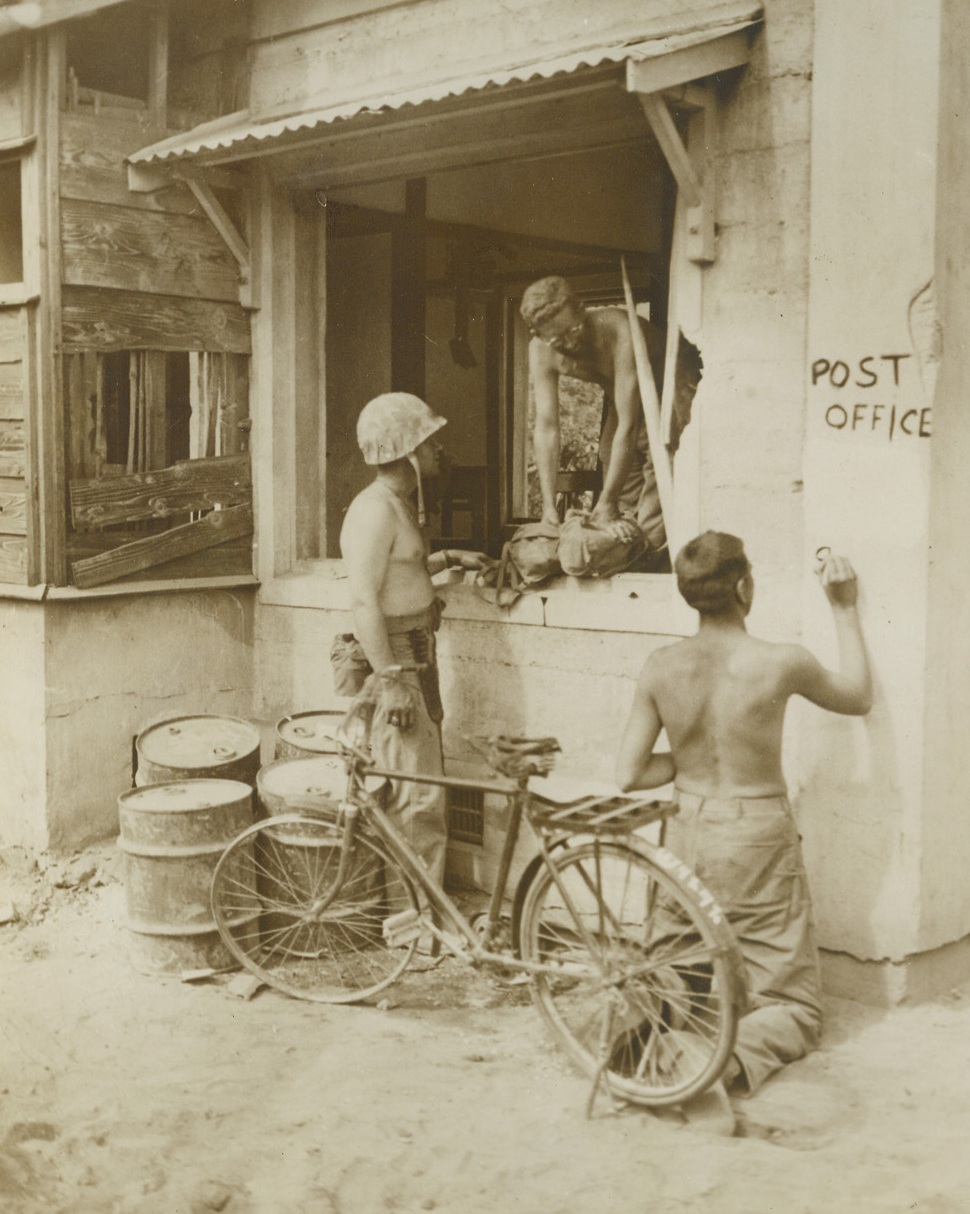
[0,419,25,479]
[0,360,24,418]
[60,198,241,301]
[0,533,27,583]
[60,113,197,213]
[252,0,407,40]
[147,7,168,126]
[637,93,702,209]
[625,26,755,97]
[621,256,675,551]
[0,1,131,36]
[221,354,250,456]
[67,529,253,581]
[0,307,22,362]
[71,501,254,588]
[70,453,251,528]
[61,286,251,353]
[33,28,67,584]
[0,476,27,535]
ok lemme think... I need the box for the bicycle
[210,716,747,1114]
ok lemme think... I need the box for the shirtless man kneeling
[616,532,872,1128]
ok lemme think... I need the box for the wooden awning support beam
[626,25,756,264]
[636,90,713,263]
[183,177,252,307]
[127,160,252,304]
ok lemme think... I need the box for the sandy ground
[1,842,969,1214]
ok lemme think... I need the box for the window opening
[0,159,22,283]
[64,350,252,588]
[65,7,152,105]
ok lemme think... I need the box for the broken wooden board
[71,502,253,588]
[70,454,251,529]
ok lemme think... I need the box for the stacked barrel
[118,710,352,974]
[119,714,261,974]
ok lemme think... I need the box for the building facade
[0,0,967,1005]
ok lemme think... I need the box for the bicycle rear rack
[528,793,674,835]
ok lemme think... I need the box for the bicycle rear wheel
[518,837,744,1107]
[211,815,421,1003]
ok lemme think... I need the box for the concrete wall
[0,588,256,853]
[0,601,48,851]
[800,0,942,983]
[255,577,684,879]
[921,0,970,951]
[246,0,970,1001]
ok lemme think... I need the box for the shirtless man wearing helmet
[340,392,485,882]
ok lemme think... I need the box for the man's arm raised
[788,554,873,716]
[616,657,676,791]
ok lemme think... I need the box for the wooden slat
[251,0,402,40]
[0,476,27,535]
[0,534,27,583]
[0,308,21,362]
[59,113,198,213]
[60,198,241,301]
[0,1,131,36]
[0,419,25,479]
[70,453,251,529]
[61,286,251,353]
[0,360,24,418]
[71,502,254,588]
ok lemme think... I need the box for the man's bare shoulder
[340,485,398,546]
[639,638,694,681]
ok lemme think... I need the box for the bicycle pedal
[382,908,428,948]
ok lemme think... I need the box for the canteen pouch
[330,632,373,696]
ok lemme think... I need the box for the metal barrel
[256,754,352,820]
[273,710,346,760]
[118,778,255,974]
[134,714,262,788]
[255,756,387,953]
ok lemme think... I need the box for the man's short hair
[674,531,750,614]
[520,276,575,329]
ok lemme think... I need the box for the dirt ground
[1,842,969,1214]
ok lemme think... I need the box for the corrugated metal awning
[129,13,762,171]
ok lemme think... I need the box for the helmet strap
[406,452,427,526]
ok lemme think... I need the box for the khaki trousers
[667,791,823,1094]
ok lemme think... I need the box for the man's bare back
[616,540,872,797]
[642,631,806,797]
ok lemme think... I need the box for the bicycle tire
[518,836,745,1107]
[210,814,421,1004]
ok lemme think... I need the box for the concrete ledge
[260,559,690,634]
[821,933,970,1007]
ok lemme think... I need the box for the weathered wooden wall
[58,88,253,583]
[248,0,756,112]
[59,113,249,345]
[0,307,27,582]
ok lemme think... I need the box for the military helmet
[356,392,447,465]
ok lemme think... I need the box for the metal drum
[274,710,346,760]
[118,779,255,973]
[256,754,350,819]
[134,715,261,788]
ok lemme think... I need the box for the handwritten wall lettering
[812,353,931,440]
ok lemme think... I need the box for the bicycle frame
[333,752,674,979]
